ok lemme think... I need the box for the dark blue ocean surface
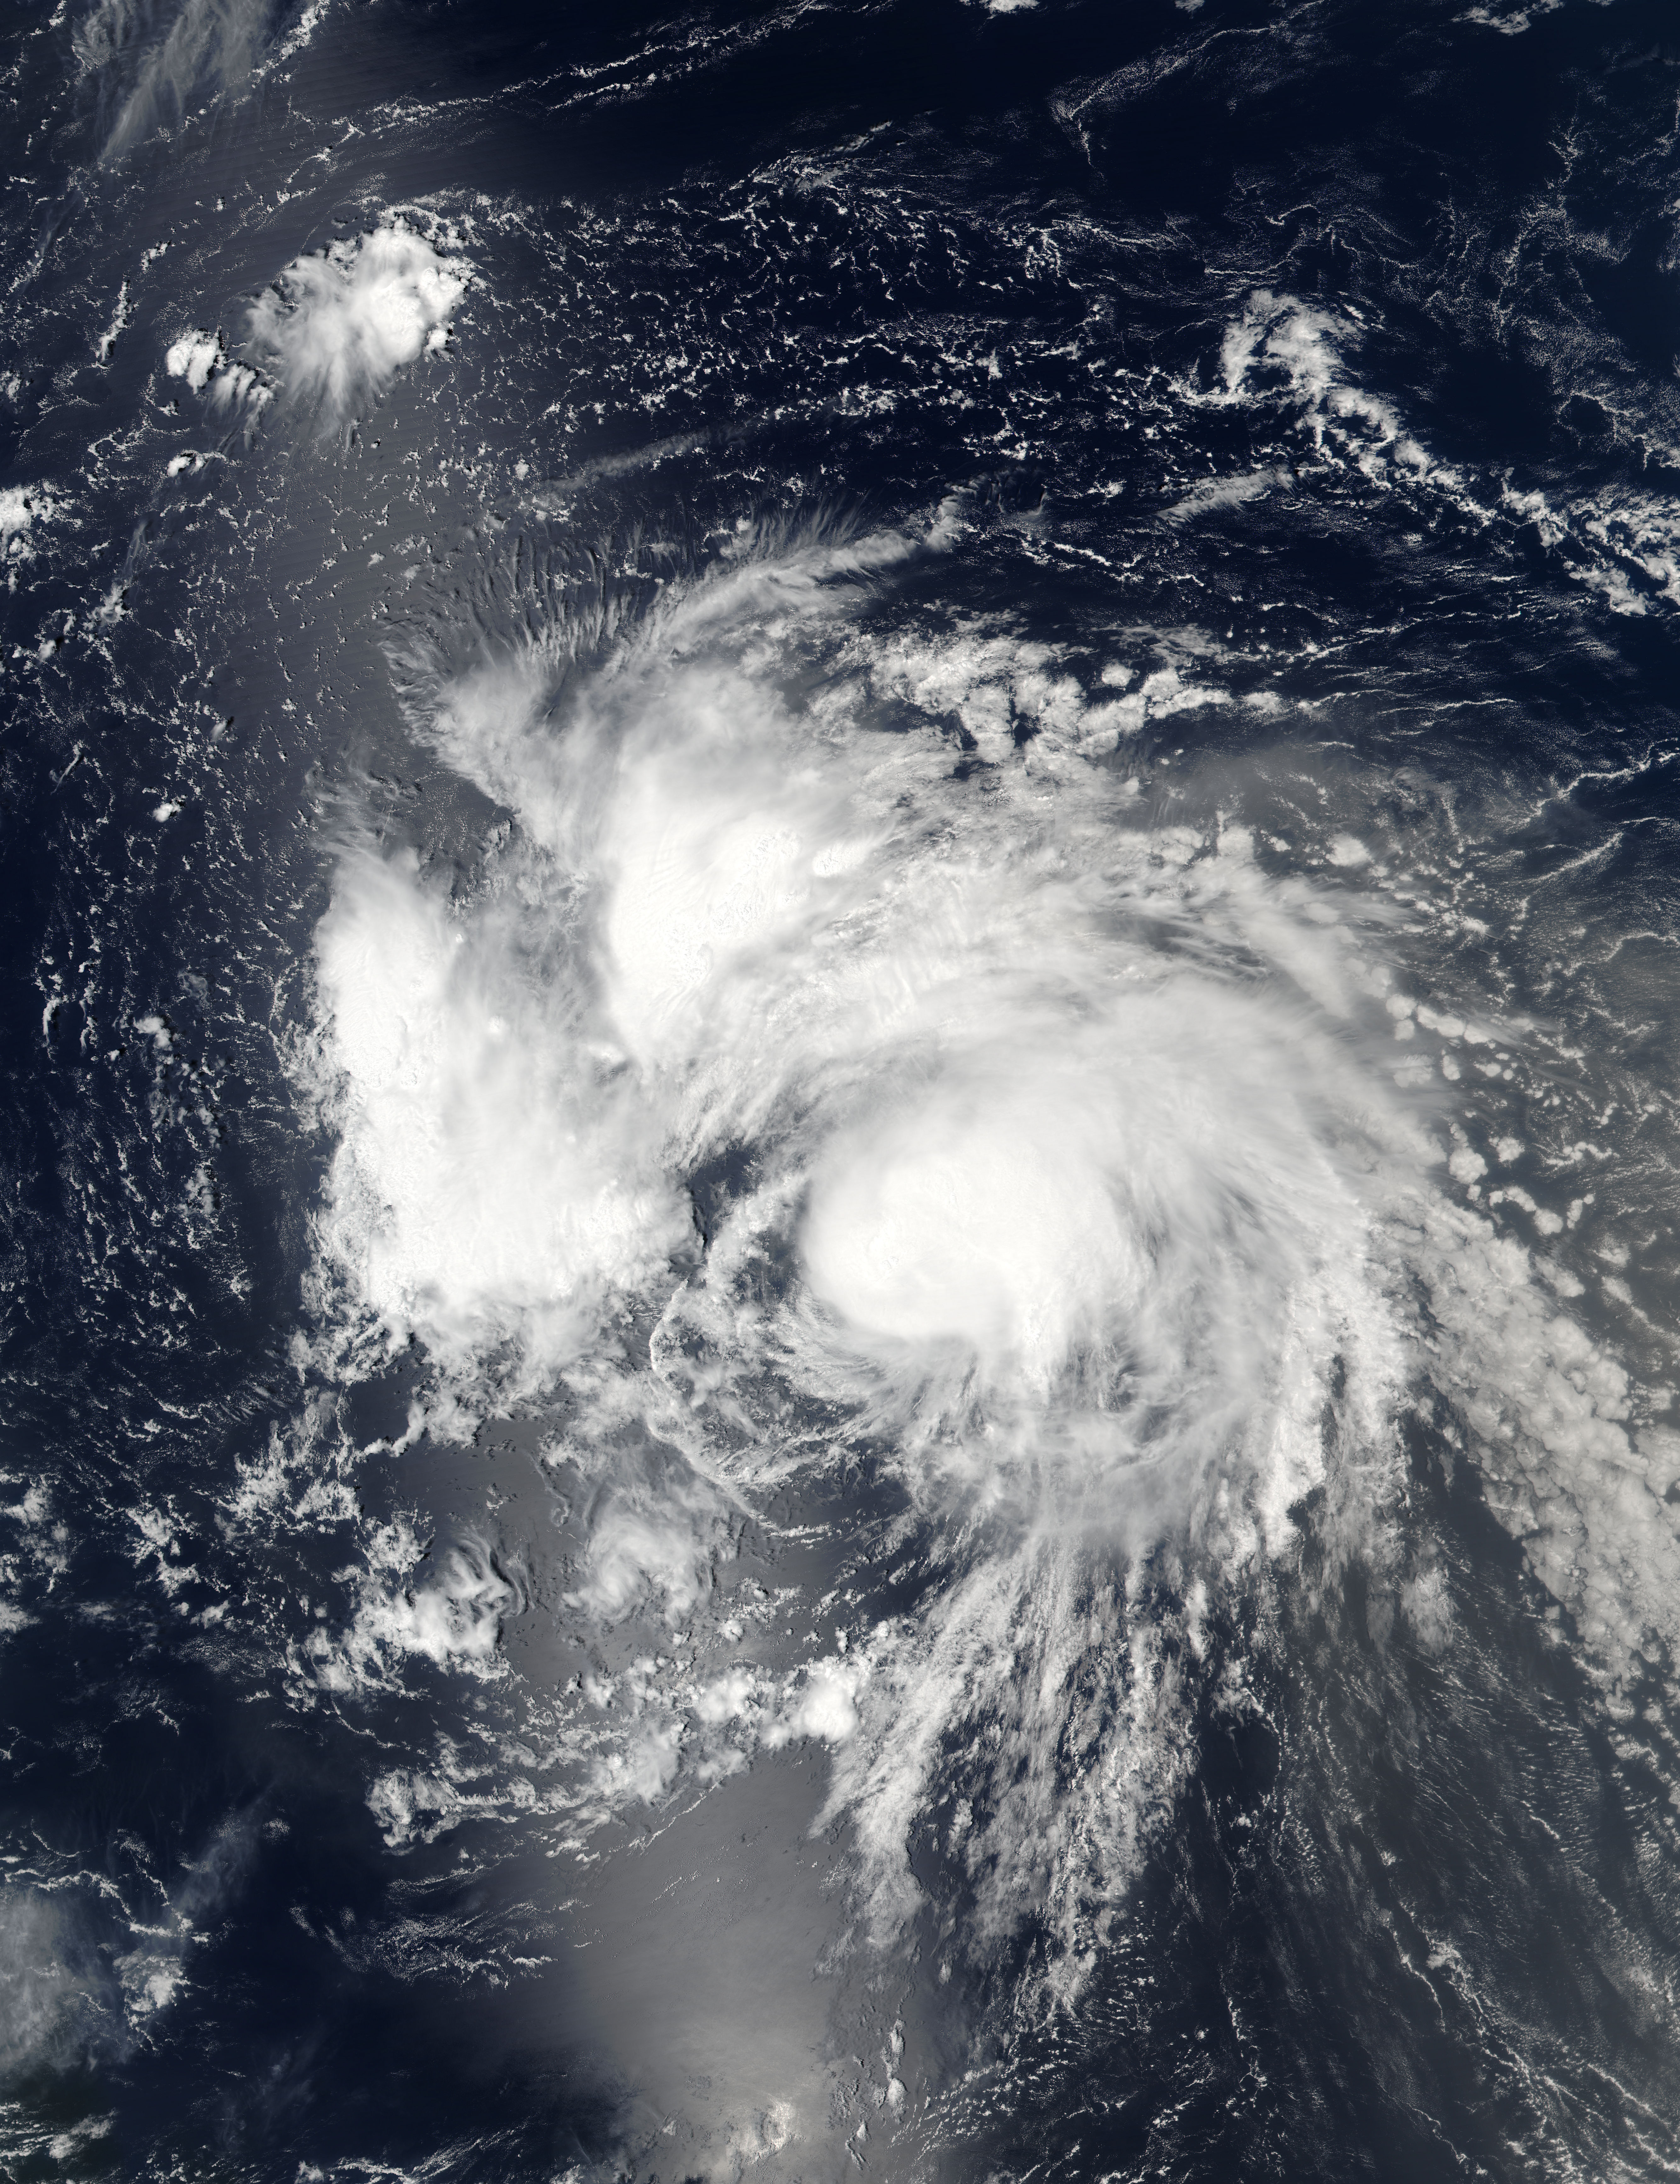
[5,1,1680,2177]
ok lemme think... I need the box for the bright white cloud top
[247,224,466,427]
[299,519,1675,1971]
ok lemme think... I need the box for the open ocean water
[6,0,1680,2177]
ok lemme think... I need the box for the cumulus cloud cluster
[163,327,268,412]
[162,224,464,431]
[303,1521,521,1694]
[247,225,466,429]
[1211,289,1680,619]
[0,486,56,584]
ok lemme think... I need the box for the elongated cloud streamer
[78,0,269,160]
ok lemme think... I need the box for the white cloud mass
[302,518,1678,1968]
[247,224,466,428]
